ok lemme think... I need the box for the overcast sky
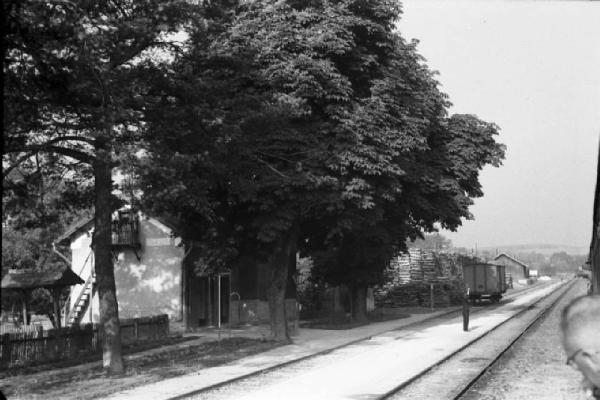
[397,0,600,250]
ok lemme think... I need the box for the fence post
[430,283,434,311]
[134,318,139,343]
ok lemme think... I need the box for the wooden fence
[119,314,169,346]
[0,324,44,336]
[0,314,169,369]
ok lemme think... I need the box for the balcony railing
[111,220,140,249]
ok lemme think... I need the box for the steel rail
[167,279,569,400]
[379,279,576,399]
[451,279,576,399]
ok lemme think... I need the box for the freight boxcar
[463,263,507,303]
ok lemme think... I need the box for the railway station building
[55,208,297,330]
[493,253,529,283]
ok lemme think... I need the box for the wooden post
[52,288,62,330]
[430,283,434,311]
[207,276,213,327]
[217,274,221,329]
[181,259,187,328]
[21,290,29,326]
[134,318,139,342]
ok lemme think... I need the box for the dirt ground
[0,338,280,400]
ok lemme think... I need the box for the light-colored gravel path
[189,282,565,400]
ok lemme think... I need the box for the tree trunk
[266,229,297,342]
[93,153,124,374]
[350,284,368,323]
[181,252,188,329]
[52,288,62,330]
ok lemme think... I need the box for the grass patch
[0,338,281,400]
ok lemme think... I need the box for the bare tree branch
[257,157,290,179]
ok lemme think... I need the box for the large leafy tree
[3,0,196,373]
[308,112,505,321]
[140,0,407,340]
[228,0,504,323]
[306,30,505,321]
[140,0,505,336]
[408,233,453,251]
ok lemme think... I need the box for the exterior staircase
[66,274,96,326]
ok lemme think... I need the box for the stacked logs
[375,250,475,308]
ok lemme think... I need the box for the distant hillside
[478,244,588,256]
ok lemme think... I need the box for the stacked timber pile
[386,254,411,284]
[435,253,463,280]
[382,248,438,285]
[375,251,472,308]
[421,250,437,282]
[375,282,427,307]
[408,248,424,281]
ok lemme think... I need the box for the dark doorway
[219,274,230,325]
[196,273,230,327]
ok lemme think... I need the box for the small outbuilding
[493,253,529,283]
[1,267,84,329]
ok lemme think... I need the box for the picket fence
[0,314,169,369]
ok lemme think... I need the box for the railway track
[455,279,556,319]
[168,279,572,400]
[383,278,577,399]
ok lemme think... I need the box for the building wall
[185,254,298,328]
[188,275,203,326]
[68,217,184,323]
[69,218,301,328]
[114,219,183,319]
[233,258,260,301]
[494,255,528,281]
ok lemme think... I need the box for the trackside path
[100,281,560,400]
[106,307,461,400]
[185,281,567,400]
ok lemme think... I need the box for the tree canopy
[139,0,505,330]
[3,0,198,373]
[4,0,506,343]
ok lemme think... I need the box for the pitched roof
[494,253,529,268]
[54,216,94,246]
[1,267,85,290]
[55,210,180,246]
